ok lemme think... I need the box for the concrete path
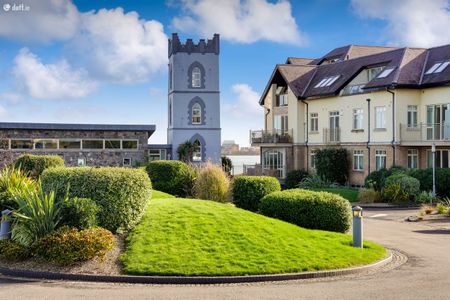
[1,208,449,300]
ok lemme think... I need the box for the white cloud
[0,92,23,104]
[0,105,6,117]
[12,48,97,100]
[0,0,80,42]
[70,8,168,83]
[351,0,450,47]
[224,84,262,117]
[172,0,305,45]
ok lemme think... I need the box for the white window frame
[353,150,364,171]
[77,158,86,166]
[192,67,201,87]
[310,113,318,132]
[407,149,418,169]
[310,149,317,169]
[262,149,286,179]
[192,139,202,162]
[192,103,201,124]
[407,105,418,128]
[375,150,387,170]
[375,106,386,129]
[123,157,132,167]
[353,108,364,130]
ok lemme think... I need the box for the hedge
[60,197,100,230]
[14,154,64,178]
[383,173,420,201]
[146,160,193,197]
[408,168,450,198]
[285,169,309,189]
[232,176,281,212]
[315,148,349,185]
[41,167,152,232]
[259,189,352,233]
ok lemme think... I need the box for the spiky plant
[0,166,37,210]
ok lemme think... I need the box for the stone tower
[167,33,221,163]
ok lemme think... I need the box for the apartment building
[251,44,450,185]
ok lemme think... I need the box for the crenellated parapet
[168,33,220,57]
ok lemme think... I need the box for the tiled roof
[0,122,156,133]
[260,44,450,103]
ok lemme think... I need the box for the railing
[341,84,366,96]
[323,127,341,143]
[243,164,284,179]
[250,129,293,144]
[399,123,450,142]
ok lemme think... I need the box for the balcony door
[329,111,340,142]
[427,104,449,140]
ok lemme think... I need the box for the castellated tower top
[168,33,220,57]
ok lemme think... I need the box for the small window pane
[122,140,138,149]
[105,140,121,149]
[83,140,103,149]
[123,158,132,166]
[60,140,81,149]
[34,139,58,150]
[11,140,33,149]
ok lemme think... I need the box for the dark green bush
[364,166,407,192]
[259,189,352,233]
[0,239,31,261]
[34,226,114,265]
[146,160,192,197]
[408,168,450,198]
[232,176,281,212]
[14,154,64,179]
[285,169,309,189]
[383,173,420,201]
[221,156,233,176]
[41,167,152,232]
[315,148,349,185]
[60,197,100,229]
[383,183,409,203]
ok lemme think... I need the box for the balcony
[323,127,341,143]
[250,129,293,145]
[399,123,450,144]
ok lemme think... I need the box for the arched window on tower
[192,103,201,124]
[192,67,201,88]
[192,139,202,162]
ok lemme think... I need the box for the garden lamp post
[432,143,436,197]
[0,209,12,240]
[352,206,363,248]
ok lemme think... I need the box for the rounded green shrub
[146,160,192,197]
[285,169,309,189]
[408,168,450,198]
[34,226,114,265]
[60,197,100,229]
[0,239,31,261]
[194,163,230,202]
[41,167,152,232]
[383,183,409,203]
[14,154,64,179]
[259,189,352,233]
[383,173,420,201]
[232,176,281,212]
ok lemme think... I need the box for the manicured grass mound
[232,176,281,211]
[311,187,359,202]
[14,154,64,179]
[260,189,352,233]
[41,167,152,232]
[146,160,192,197]
[122,198,385,276]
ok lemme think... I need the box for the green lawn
[152,190,175,199]
[121,197,385,276]
[312,188,359,202]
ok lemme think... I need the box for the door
[329,111,340,142]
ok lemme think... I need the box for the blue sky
[0,0,449,146]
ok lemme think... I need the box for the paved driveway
[1,208,450,300]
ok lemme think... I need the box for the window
[310,113,318,132]
[60,140,81,149]
[368,66,384,81]
[262,149,285,178]
[11,139,33,150]
[408,149,418,169]
[192,139,202,162]
[310,149,317,169]
[82,140,103,149]
[169,64,173,90]
[0,139,9,150]
[353,109,364,130]
[169,98,172,126]
[34,139,57,150]
[274,115,288,132]
[77,158,86,166]
[377,67,394,78]
[375,106,386,129]
[192,103,201,124]
[192,66,201,87]
[353,150,364,171]
[427,150,450,168]
[122,140,138,149]
[123,158,132,167]
[375,150,387,170]
[149,149,167,161]
[278,94,288,106]
[314,75,340,88]
[425,61,450,74]
[407,105,418,128]
[105,140,121,149]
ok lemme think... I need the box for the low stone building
[0,122,155,168]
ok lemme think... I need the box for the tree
[176,141,199,162]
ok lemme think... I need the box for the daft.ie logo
[3,3,11,11]
[2,3,30,12]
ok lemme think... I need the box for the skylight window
[425,61,450,74]
[377,67,395,78]
[314,75,340,88]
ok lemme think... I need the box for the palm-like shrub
[0,166,37,211]
[10,182,62,247]
[194,162,231,202]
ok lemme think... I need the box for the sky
[0,0,449,147]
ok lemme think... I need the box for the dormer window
[425,61,450,74]
[192,67,201,87]
[314,75,340,88]
[367,66,384,81]
[377,67,395,78]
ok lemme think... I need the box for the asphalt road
[1,208,450,300]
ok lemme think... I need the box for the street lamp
[352,206,363,248]
[432,143,436,197]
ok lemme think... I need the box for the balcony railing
[399,123,450,142]
[243,164,285,179]
[250,129,293,144]
[341,84,366,96]
[323,127,341,143]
